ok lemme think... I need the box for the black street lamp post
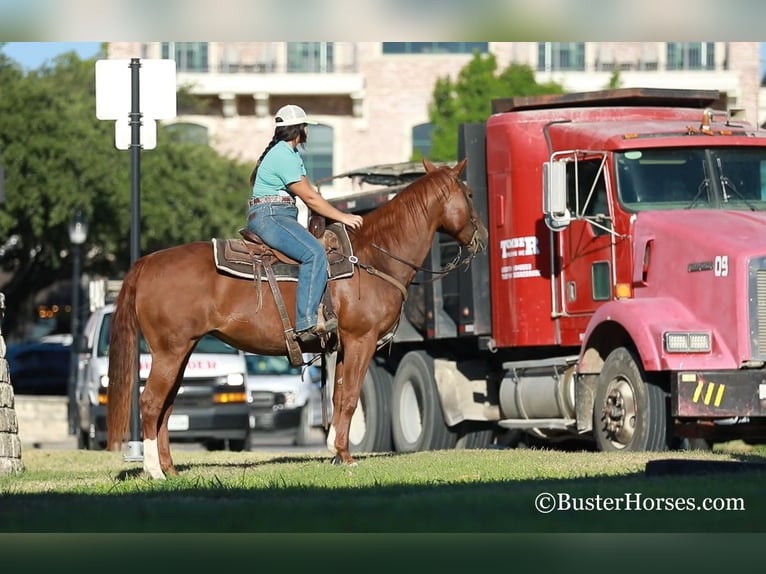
[67,210,88,436]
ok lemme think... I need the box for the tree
[0,51,250,339]
[424,52,565,162]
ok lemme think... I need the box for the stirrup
[315,304,338,335]
[296,328,321,343]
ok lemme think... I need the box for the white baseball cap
[274,104,318,126]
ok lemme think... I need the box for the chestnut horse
[106,158,488,479]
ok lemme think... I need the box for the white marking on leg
[143,438,165,480]
[326,424,337,454]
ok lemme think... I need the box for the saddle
[211,217,355,366]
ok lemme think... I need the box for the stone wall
[0,293,24,475]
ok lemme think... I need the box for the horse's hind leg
[157,405,179,476]
[140,353,185,479]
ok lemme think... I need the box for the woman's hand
[341,213,364,230]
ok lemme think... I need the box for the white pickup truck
[74,302,250,450]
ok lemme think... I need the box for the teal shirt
[252,141,306,198]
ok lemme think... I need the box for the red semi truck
[326,87,766,453]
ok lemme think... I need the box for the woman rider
[246,104,363,343]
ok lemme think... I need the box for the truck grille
[249,391,277,408]
[750,259,766,359]
[141,377,220,408]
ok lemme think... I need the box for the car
[6,338,71,395]
[245,353,325,446]
[75,302,250,451]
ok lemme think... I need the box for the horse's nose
[475,225,489,252]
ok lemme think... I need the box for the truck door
[557,155,615,318]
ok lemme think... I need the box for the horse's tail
[106,258,145,451]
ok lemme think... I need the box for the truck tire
[349,363,393,453]
[455,421,495,449]
[593,347,668,452]
[391,351,457,452]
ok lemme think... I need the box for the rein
[342,172,482,294]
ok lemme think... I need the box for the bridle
[345,171,484,294]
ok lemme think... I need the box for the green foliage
[607,69,622,89]
[424,53,565,161]
[0,49,250,337]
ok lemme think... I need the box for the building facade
[106,42,762,197]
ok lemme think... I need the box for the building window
[161,42,208,72]
[287,42,335,73]
[163,122,209,146]
[666,42,716,70]
[302,124,333,183]
[537,42,585,71]
[412,123,432,159]
[382,43,488,54]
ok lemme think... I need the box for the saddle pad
[212,222,355,282]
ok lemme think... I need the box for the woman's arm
[288,176,364,229]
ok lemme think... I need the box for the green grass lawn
[2,444,765,533]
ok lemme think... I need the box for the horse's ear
[451,158,468,177]
[422,157,437,173]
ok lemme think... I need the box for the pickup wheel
[391,351,457,452]
[349,362,393,453]
[294,404,314,447]
[593,347,668,452]
[77,428,88,450]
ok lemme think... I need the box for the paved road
[25,428,329,454]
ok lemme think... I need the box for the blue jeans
[246,202,327,333]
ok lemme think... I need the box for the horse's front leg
[329,335,376,465]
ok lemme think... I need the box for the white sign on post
[95,59,177,150]
[115,119,157,151]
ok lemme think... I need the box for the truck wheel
[593,347,668,452]
[455,421,495,449]
[349,362,393,453]
[392,351,457,452]
[228,437,247,452]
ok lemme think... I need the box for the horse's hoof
[331,454,358,466]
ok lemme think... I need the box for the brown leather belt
[248,195,294,206]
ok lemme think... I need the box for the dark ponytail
[249,124,309,187]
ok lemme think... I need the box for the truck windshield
[615,147,766,211]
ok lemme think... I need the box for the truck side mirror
[543,161,571,231]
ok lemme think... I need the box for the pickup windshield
[97,311,238,356]
[616,147,766,211]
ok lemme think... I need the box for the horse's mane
[355,168,451,252]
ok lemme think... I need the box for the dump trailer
[327,87,766,453]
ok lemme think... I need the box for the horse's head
[423,158,488,256]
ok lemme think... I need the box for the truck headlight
[99,375,109,388]
[663,331,711,353]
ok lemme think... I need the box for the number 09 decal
[714,255,729,277]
